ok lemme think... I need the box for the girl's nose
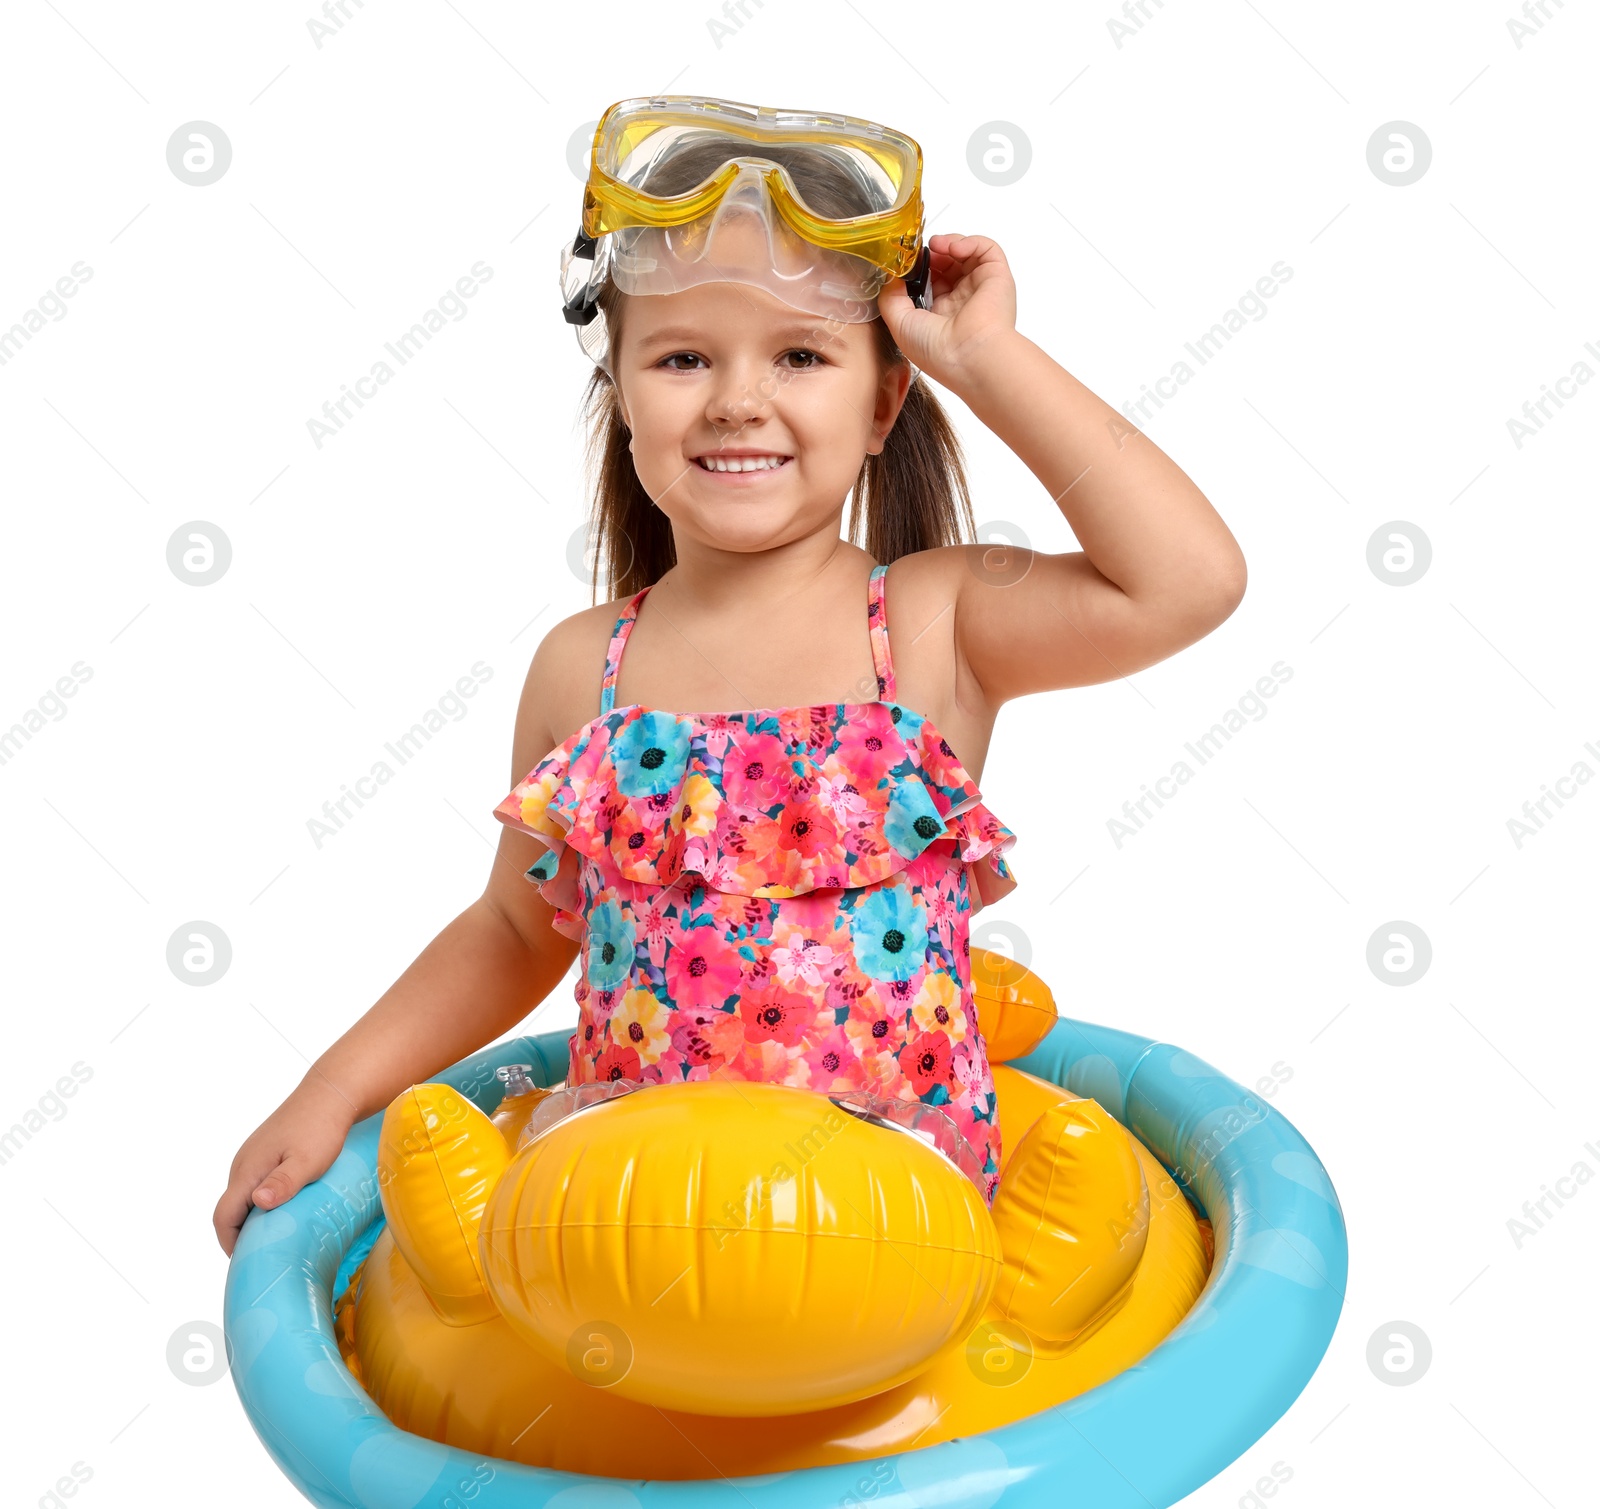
[705,363,772,429]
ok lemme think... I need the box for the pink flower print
[833,704,893,762]
[628,894,677,972]
[663,926,746,1011]
[630,888,675,939]
[771,886,847,936]
[813,768,870,829]
[909,852,961,918]
[951,1047,986,1111]
[965,808,1005,853]
[690,846,746,893]
[831,735,882,784]
[826,946,878,995]
[880,971,925,1014]
[677,839,712,883]
[565,762,609,829]
[806,1024,867,1093]
[721,731,795,810]
[771,935,839,990]
[821,971,862,1018]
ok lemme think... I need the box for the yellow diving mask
[560,95,933,366]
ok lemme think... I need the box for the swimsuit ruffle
[493,701,1017,924]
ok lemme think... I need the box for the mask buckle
[561,228,601,326]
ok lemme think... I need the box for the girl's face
[609,268,912,553]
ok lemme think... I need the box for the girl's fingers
[252,1154,315,1211]
[214,1149,299,1254]
[928,232,999,260]
[214,1162,275,1255]
[213,1187,249,1256]
[928,244,1000,283]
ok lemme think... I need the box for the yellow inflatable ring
[227,967,1348,1507]
[334,1062,1209,1472]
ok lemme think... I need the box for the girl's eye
[656,349,822,371]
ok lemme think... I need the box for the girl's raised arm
[881,234,1247,707]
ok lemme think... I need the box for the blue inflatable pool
[224,1017,1347,1507]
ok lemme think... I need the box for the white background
[2,2,1595,1506]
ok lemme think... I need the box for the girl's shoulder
[513,594,634,770]
[877,545,990,670]
[879,544,978,605]
[540,590,636,667]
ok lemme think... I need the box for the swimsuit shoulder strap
[599,584,652,715]
[868,563,896,702]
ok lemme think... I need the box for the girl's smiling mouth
[694,451,793,475]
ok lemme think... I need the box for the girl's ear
[866,359,914,456]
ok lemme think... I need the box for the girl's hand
[213,1078,357,1256]
[878,233,1019,393]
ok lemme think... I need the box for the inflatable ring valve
[487,1063,555,1148]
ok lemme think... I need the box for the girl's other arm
[881,235,1247,704]
[212,635,582,1255]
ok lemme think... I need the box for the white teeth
[699,455,789,472]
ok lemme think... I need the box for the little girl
[214,97,1245,1252]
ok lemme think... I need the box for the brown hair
[577,139,976,602]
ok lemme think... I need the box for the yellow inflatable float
[331,957,1214,1478]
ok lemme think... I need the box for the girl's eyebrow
[636,325,709,347]
[636,321,837,349]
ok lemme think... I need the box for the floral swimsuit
[493,563,1019,1203]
